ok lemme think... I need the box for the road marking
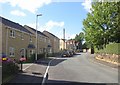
[23,63,33,71]
[41,58,55,85]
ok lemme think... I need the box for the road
[46,53,118,85]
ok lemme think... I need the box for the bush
[47,53,54,57]
[95,43,120,55]
[37,53,45,60]
[24,54,35,63]
[2,60,19,79]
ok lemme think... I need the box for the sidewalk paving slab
[3,58,52,85]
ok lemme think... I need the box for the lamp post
[36,14,42,61]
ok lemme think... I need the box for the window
[39,36,41,41]
[10,30,15,38]
[21,33,24,40]
[39,35,42,41]
[48,39,50,43]
[30,35,32,42]
[42,37,44,41]
[9,47,15,57]
[44,38,46,42]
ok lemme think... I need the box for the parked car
[61,51,71,57]
[72,50,76,55]
[68,51,73,57]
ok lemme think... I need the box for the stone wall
[95,53,120,65]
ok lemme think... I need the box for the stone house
[0,16,35,61]
[43,31,60,53]
[24,25,52,54]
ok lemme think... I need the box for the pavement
[3,58,52,85]
[0,66,2,85]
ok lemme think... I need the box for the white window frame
[30,35,32,42]
[44,38,46,42]
[9,47,15,57]
[10,30,15,38]
[21,32,24,40]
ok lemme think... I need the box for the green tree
[75,32,84,49]
[83,1,120,49]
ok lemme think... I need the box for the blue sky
[0,0,92,39]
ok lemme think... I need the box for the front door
[29,49,34,57]
[20,48,26,58]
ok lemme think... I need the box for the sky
[0,0,92,39]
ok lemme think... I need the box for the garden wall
[95,43,120,65]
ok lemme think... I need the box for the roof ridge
[43,30,59,39]
[0,16,32,34]
[24,25,49,38]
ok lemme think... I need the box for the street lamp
[36,14,42,61]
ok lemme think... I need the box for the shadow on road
[46,79,118,85]
[3,72,43,85]
[35,58,52,66]
[74,53,81,55]
[50,58,67,66]
[35,58,67,66]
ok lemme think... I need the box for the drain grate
[32,72,42,75]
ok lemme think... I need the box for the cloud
[44,20,64,31]
[10,10,26,16]
[0,0,52,13]
[40,20,64,31]
[26,20,64,32]
[26,21,76,40]
[81,0,92,13]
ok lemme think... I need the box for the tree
[83,1,120,49]
[75,32,84,49]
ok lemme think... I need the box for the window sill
[10,36,15,38]
[9,55,15,57]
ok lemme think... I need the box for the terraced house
[43,31,60,53]
[0,16,36,61]
[24,25,52,54]
[60,39,66,50]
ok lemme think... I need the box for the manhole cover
[32,72,42,75]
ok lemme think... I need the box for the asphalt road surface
[46,53,118,85]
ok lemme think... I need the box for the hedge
[95,43,120,55]
[2,61,19,80]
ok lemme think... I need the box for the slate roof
[43,31,59,39]
[24,25,49,38]
[0,16,32,34]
